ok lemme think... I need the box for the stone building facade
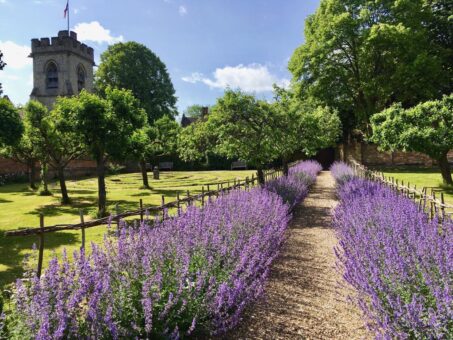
[29,30,94,108]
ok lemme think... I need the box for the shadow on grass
[0,230,78,289]
[25,196,97,218]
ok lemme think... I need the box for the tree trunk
[57,165,70,204]
[282,158,289,176]
[28,160,37,189]
[139,158,149,188]
[39,162,51,195]
[96,157,107,217]
[257,168,265,185]
[438,153,453,185]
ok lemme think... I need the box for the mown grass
[0,170,254,289]
[372,166,453,205]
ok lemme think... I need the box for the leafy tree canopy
[183,104,210,118]
[95,41,177,123]
[289,0,452,133]
[371,93,453,184]
[0,98,23,147]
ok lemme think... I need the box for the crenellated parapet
[30,30,94,64]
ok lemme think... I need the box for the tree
[23,101,52,195]
[183,104,210,118]
[0,50,5,96]
[62,88,146,216]
[371,94,453,184]
[177,119,217,166]
[129,116,180,188]
[25,99,86,203]
[95,41,177,123]
[272,86,341,175]
[0,99,38,190]
[289,0,451,133]
[0,98,23,147]
[207,89,279,184]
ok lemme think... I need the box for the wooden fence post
[440,193,446,220]
[115,203,120,234]
[176,193,181,216]
[161,195,165,220]
[79,209,85,250]
[139,199,144,222]
[37,214,45,278]
[187,190,191,206]
[251,174,255,186]
[201,186,205,207]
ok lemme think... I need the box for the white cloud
[182,64,290,93]
[73,21,124,44]
[179,5,187,16]
[0,41,31,69]
[0,0,7,4]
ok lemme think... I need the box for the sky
[0,0,319,114]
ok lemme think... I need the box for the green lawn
[0,170,254,289]
[372,166,453,205]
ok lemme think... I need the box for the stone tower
[29,30,94,108]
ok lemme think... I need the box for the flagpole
[67,0,70,35]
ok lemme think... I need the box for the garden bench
[231,161,247,170]
[159,162,174,171]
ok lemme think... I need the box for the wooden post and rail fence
[349,160,453,222]
[5,166,289,277]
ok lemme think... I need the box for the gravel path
[228,171,370,340]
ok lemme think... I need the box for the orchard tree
[177,119,218,165]
[0,97,23,147]
[95,41,177,123]
[208,89,279,184]
[289,0,451,133]
[129,115,180,188]
[371,93,453,184]
[62,88,146,216]
[0,99,37,189]
[26,98,87,203]
[0,50,5,96]
[272,86,341,175]
[23,101,52,195]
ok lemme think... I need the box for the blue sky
[0,0,319,114]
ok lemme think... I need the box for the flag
[63,1,69,18]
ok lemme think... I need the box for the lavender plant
[5,189,288,338]
[264,160,321,209]
[333,178,453,338]
[330,161,354,186]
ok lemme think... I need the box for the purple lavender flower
[333,177,452,338]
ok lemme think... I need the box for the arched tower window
[46,62,58,89]
[77,65,86,92]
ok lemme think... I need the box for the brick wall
[0,157,96,179]
[339,142,453,166]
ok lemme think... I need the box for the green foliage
[63,88,147,162]
[272,86,341,161]
[177,119,217,163]
[209,89,278,169]
[59,88,147,214]
[184,104,210,118]
[289,0,452,132]
[371,93,453,183]
[95,41,177,123]
[0,98,23,147]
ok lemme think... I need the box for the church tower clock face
[29,30,94,109]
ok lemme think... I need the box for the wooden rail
[350,160,453,221]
